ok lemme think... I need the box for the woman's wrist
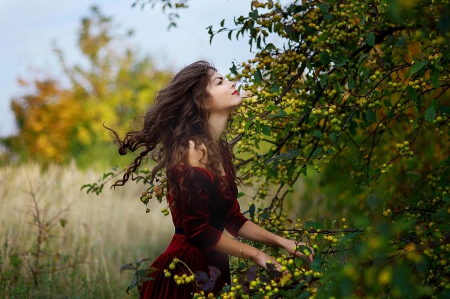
[274,235,288,248]
[248,247,262,260]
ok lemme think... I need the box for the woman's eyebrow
[213,77,223,82]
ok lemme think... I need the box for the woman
[110,61,312,298]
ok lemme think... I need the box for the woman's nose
[231,82,236,89]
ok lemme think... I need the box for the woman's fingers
[297,242,315,260]
[294,251,313,265]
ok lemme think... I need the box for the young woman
[110,61,312,298]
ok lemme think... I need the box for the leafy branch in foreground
[120,258,156,294]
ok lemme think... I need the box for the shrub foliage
[108,0,450,298]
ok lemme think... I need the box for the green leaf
[317,3,329,13]
[268,109,287,118]
[407,86,420,106]
[313,130,324,139]
[425,106,436,124]
[334,81,343,93]
[229,62,237,75]
[438,106,450,113]
[119,263,136,273]
[270,84,280,93]
[358,52,369,63]
[431,67,440,88]
[220,19,225,27]
[366,32,375,46]
[244,121,251,133]
[348,78,356,90]
[278,290,293,298]
[285,149,300,159]
[59,219,67,228]
[366,109,375,123]
[284,24,292,35]
[431,98,438,110]
[249,9,258,20]
[249,203,255,219]
[319,51,331,66]
[268,148,300,163]
[266,105,278,112]
[81,184,91,192]
[265,43,276,50]
[102,172,114,180]
[274,22,283,32]
[329,132,337,142]
[136,269,150,278]
[333,56,349,67]
[262,125,271,136]
[319,73,328,89]
[412,116,420,130]
[254,68,263,83]
[410,60,428,76]
[437,10,450,33]
[311,148,323,158]
[254,139,260,149]
[327,148,336,155]
[305,220,324,230]
[306,59,312,70]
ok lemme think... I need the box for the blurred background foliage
[0,6,170,168]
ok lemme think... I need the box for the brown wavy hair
[107,60,236,198]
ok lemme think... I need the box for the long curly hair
[107,61,236,199]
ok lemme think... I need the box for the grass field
[0,163,313,298]
[0,162,174,298]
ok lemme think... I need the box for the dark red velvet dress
[139,158,248,299]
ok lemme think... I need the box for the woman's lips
[232,90,239,95]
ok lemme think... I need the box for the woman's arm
[237,221,314,263]
[237,220,284,246]
[213,233,280,271]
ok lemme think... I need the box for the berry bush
[89,0,450,298]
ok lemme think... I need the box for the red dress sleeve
[174,166,223,254]
[222,150,248,237]
[224,199,248,237]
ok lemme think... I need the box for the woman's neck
[208,112,229,142]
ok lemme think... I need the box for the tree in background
[96,0,449,298]
[2,7,170,167]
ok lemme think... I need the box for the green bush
[108,0,449,298]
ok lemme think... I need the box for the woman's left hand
[280,238,314,264]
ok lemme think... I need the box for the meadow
[0,163,174,298]
[0,162,316,298]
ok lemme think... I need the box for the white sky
[0,0,278,137]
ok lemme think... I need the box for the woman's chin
[234,97,243,108]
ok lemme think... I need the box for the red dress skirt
[139,161,248,299]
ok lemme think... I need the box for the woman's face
[207,71,242,115]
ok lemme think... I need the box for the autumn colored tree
[89,0,450,298]
[2,6,170,167]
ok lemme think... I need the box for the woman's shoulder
[171,140,213,182]
[187,140,209,168]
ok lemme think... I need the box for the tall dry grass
[0,162,312,298]
[0,162,173,298]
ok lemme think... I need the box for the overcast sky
[0,0,280,137]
